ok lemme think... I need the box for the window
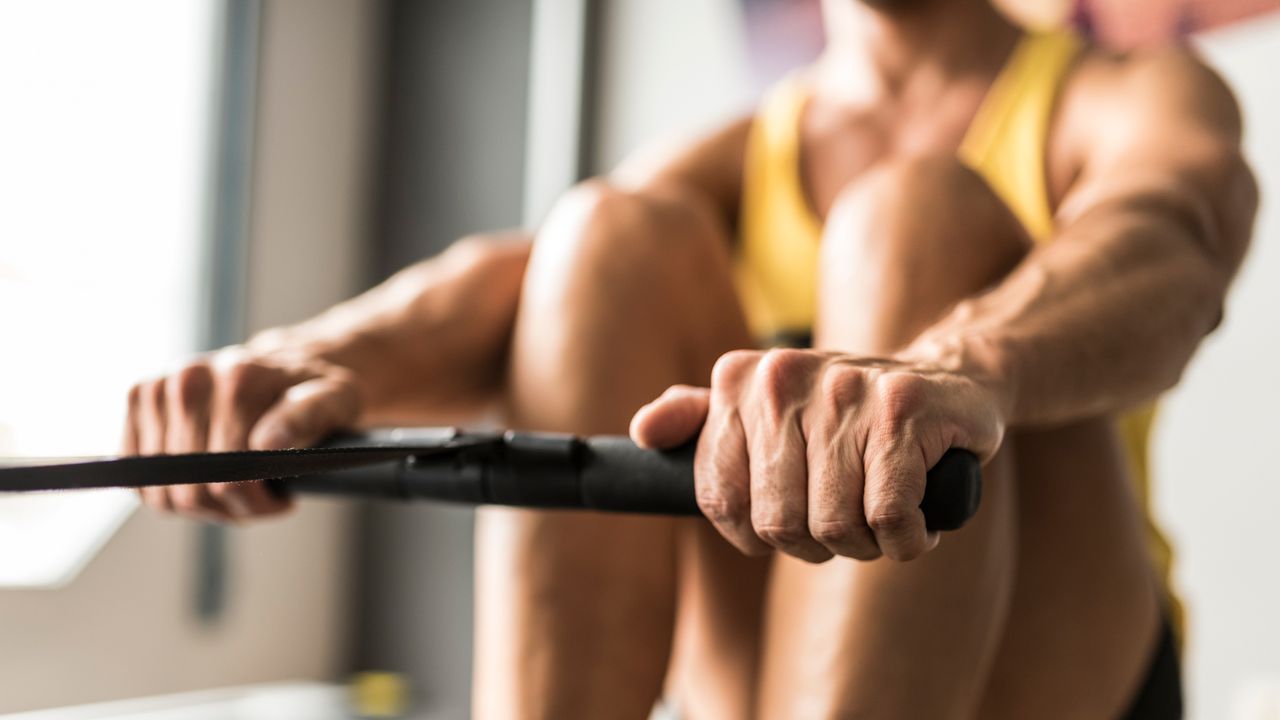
[0,0,221,587]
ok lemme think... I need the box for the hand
[631,349,1005,562]
[123,347,362,522]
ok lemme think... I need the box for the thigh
[477,181,767,718]
[978,418,1160,718]
[758,446,1019,719]
[666,520,773,720]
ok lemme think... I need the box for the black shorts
[1122,615,1183,719]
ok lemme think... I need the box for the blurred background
[0,0,1276,718]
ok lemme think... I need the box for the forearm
[250,232,531,424]
[907,199,1241,427]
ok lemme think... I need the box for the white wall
[1163,15,1280,720]
[0,0,380,712]
[593,0,753,172]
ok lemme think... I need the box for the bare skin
[124,0,1256,717]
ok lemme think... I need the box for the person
[122,0,1257,717]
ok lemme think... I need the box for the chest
[796,88,989,221]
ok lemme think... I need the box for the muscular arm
[247,232,532,425]
[907,50,1258,426]
[632,50,1258,562]
[129,116,751,519]
[239,117,752,426]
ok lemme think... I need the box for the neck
[816,0,1020,104]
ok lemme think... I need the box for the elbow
[1158,272,1229,394]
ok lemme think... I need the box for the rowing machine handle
[578,437,982,532]
[288,432,982,532]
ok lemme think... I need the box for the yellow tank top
[736,30,1180,634]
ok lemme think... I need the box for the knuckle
[808,517,860,546]
[753,515,809,547]
[222,360,271,404]
[711,350,759,390]
[756,348,806,387]
[695,486,743,524]
[875,373,928,430]
[168,364,213,410]
[811,519,881,559]
[866,507,917,538]
[754,349,808,415]
[818,364,864,413]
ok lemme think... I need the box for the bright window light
[0,0,220,587]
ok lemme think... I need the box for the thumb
[249,376,361,450]
[630,385,711,449]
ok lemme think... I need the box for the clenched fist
[123,348,361,522]
[631,349,1005,563]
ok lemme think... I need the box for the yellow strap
[958,30,1083,242]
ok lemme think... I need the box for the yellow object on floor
[349,671,410,719]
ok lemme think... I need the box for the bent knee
[823,154,1031,276]
[532,179,731,292]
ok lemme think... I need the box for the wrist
[902,328,1021,426]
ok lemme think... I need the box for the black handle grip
[281,431,983,531]
[579,437,982,531]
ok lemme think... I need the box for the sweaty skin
[124,0,1256,716]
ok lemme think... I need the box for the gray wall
[355,2,532,718]
[373,0,532,271]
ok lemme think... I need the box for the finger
[808,430,881,560]
[207,358,287,451]
[122,384,142,456]
[168,483,235,523]
[139,486,173,513]
[164,365,213,454]
[248,376,360,451]
[695,407,771,557]
[198,362,286,520]
[233,376,357,518]
[159,365,241,521]
[211,481,293,518]
[748,412,832,564]
[126,383,169,511]
[136,380,167,456]
[630,385,710,449]
[863,434,932,561]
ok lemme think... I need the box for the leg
[473,182,763,718]
[759,156,1025,718]
[759,155,1159,718]
[977,420,1160,718]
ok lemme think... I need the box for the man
[124,0,1256,717]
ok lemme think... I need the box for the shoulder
[1049,42,1247,204]
[1068,44,1242,137]
[1050,43,1257,266]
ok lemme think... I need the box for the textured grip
[579,437,982,531]
[275,431,982,530]
[919,449,983,532]
[579,437,700,514]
